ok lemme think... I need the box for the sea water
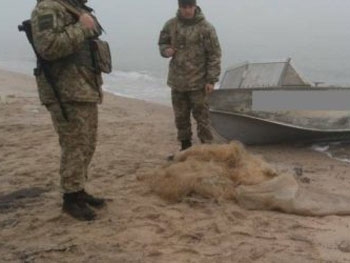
[0,59,171,105]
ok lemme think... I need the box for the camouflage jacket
[158,7,222,92]
[31,0,103,105]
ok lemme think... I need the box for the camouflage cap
[178,0,197,7]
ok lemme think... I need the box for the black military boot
[181,140,192,151]
[78,190,105,208]
[63,192,96,221]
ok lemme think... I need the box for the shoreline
[1,69,350,262]
[0,64,172,106]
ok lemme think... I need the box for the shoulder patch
[38,14,55,31]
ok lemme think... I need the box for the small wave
[108,70,157,82]
[311,144,330,153]
[103,70,170,105]
[312,142,350,164]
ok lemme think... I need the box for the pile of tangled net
[149,142,276,202]
[147,142,350,216]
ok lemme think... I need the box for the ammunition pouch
[90,39,112,74]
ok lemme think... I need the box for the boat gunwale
[209,108,350,133]
[216,86,350,91]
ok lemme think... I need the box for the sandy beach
[1,69,350,263]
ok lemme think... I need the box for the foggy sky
[2,0,350,83]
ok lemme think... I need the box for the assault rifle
[18,20,68,121]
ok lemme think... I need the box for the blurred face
[179,5,197,19]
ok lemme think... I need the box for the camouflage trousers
[46,102,98,193]
[171,89,213,143]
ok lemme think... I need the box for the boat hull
[210,110,350,145]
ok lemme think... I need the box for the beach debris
[0,95,18,104]
[148,142,350,216]
[0,218,19,229]
[0,95,7,104]
[19,243,78,263]
[0,187,48,213]
[293,166,303,176]
[23,105,40,114]
[338,241,350,253]
[293,166,310,183]
[299,177,311,184]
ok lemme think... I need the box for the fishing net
[148,142,350,216]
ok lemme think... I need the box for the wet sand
[1,69,350,262]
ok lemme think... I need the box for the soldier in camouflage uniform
[31,0,106,221]
[159,0,221,151]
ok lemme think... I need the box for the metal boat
[209,59,350,144]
